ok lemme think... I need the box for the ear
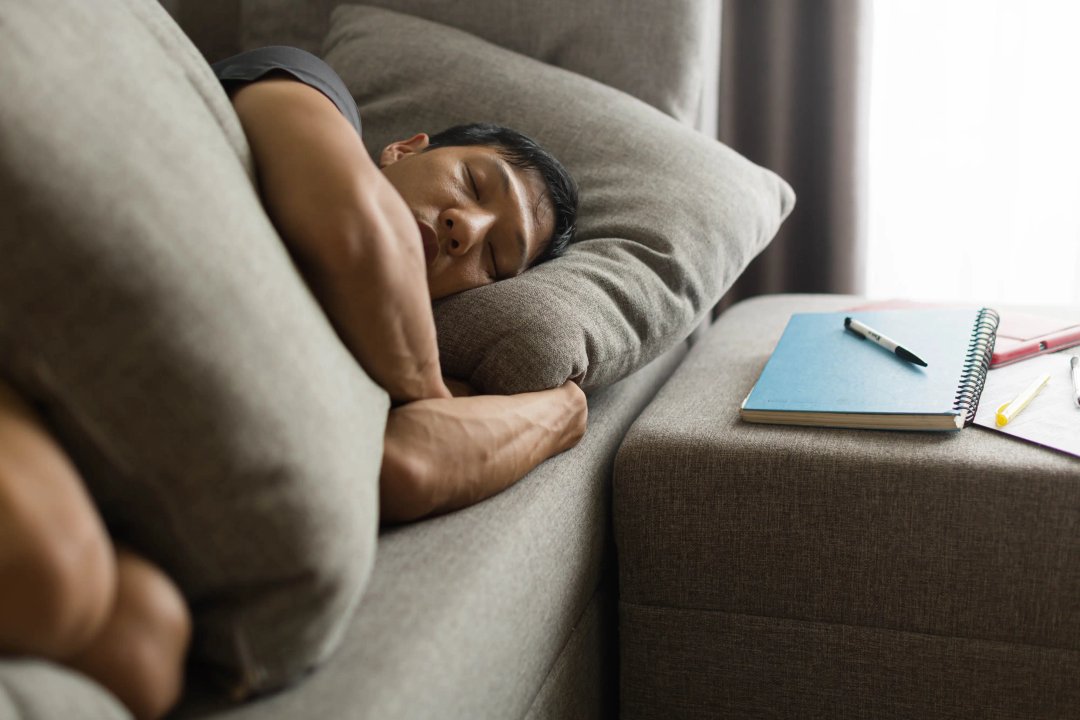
[379,133,430,167]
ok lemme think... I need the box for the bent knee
[116,550,192,660]
[0,499,116,658]
[122,553,191,720]
[0,378,117,656]
[84,551,191,720]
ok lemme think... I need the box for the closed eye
[466,165,480,200]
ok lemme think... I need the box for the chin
[427,283,449,302]
[430,289,454,302]
[425,276,442,301]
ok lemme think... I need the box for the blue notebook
[740,308,999,431]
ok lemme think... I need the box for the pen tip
[896,347,928,367]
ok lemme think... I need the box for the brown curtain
[717,0,870,311]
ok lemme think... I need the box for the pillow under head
[324,4,795,394]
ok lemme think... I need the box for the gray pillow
[323,5,795,394]
[0,0,386,697]
[239,0,715,125]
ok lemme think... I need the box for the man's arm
[379,381,588,524]
[229,78,450,403]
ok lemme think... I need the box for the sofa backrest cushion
[228,0,715,128]
[0,0,386,697]
[324,5,795,394]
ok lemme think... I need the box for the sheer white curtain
[866,0,1080,305]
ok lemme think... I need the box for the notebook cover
[990,312,1080,367]
[741,308,989,430]
[844,300,1080,369]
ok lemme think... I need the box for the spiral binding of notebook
[953,307,1000,425]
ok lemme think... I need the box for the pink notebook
[991,312,1080,367]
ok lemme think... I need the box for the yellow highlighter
[996,372,1051,427]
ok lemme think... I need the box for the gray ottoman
[614,294,1080,720]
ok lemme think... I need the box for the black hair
[425,123,579,264]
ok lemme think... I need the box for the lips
[416,219,438,265]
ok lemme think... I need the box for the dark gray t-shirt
[211,45,362,136]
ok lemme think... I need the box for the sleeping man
[0,47,585,720]
[214,47,588,523]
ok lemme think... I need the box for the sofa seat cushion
[323,5,793,395]
[175,344,686,720]
[0,660,130,720]
[0,0,386,696]
[614,293,1080,719]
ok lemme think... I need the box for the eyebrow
[487,156,529,274]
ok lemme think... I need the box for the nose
[439,207,493,257]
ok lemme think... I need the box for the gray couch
[3,3,1078,720]
[0,1,723,718]
[615,294,1080,720]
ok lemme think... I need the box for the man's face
[379,134,555,300]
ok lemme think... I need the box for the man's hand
[553,380,588,452]
[380,380,588,523]
[230,78,450,403]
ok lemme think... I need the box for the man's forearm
[298,201,451,404]
[380,382,588,523]
[230,78,449,402]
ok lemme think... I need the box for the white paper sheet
[973,351,1080,458]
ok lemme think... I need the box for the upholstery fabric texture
[620,604,1080,720]
[614,293,1080,718]
[238,0,714,126]
[0,660,131,720]
[323,5,794,394]
[0,0,387,696]
[173,344,687,720]
[522,584,617,720]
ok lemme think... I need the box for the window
[866,0,1080,305]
